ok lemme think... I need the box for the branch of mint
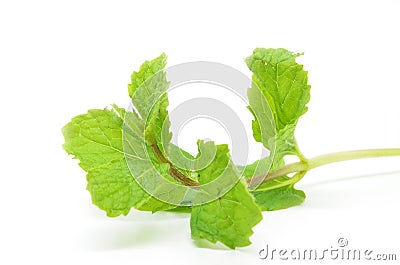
[62,49,400,249]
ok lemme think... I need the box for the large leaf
[190,145,262,249]
[245,48,311,210]
[62,107,175,216]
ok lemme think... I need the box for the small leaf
[246,48,310,131]
[241,158,306,211]
[246,48,310,157]
[190,145,262,249]
[128,53,167,98]
[245,48,309,211]
[251,185,305,211]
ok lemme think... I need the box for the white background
[1,0,400,264]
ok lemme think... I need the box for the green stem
[307,148,400,168]
[247,148,400,189]
[150,144,200,187]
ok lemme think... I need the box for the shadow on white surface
[83,220,186,251]
[192,239,230,251]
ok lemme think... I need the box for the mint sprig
[62,48,400,249]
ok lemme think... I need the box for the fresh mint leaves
[63,48,400,249]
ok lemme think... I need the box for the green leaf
[240,157,305,210]
[62,106,175,216]
[63,107,125,172]
[273,123,298,160]
[127,55,217,180]
[246,48,310,131]
[124,55,202,203]
[128,53,171,149]
[145,93,171,147]
[128,53,167,98]
[245,48,310,211]
[241,156,306,211]
[244,161,306,211]
[252,185,305,211]
[85,158,135,217]
[190,144,262,249]
[246,48,310,157]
